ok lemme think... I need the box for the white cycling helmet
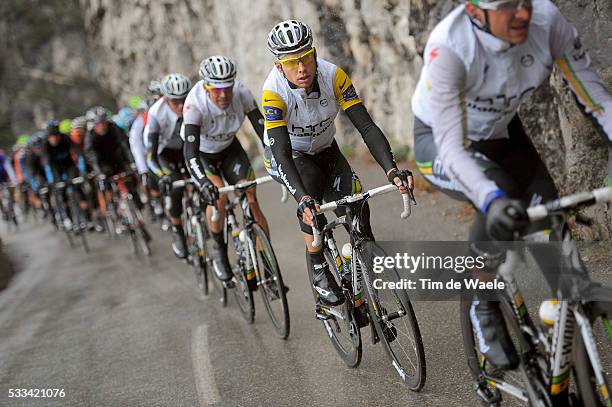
[71,115,87,131]
[267,20,313,57]
[199,56,236,88]
[148,80,163,96]
[161,73,191,99]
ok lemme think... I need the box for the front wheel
[308,247,362,369]
[251,224,290,339]
[573,303,612,407]
[227,225,254,323]
[358,244,426,391]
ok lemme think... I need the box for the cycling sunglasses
[474,0,531,11]
[204,84,234,94]
[278,48,316,69]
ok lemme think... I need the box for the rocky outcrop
[0,0,115,146]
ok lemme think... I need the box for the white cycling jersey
[411,0,612,210]
[181,79,258,154]
[3,158,17,185]
[261,58,361,154]
[128,114,148,174]
[144,98,179,153]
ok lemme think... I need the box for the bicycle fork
[573,306,611,405]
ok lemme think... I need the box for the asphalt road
[0,163,609,407]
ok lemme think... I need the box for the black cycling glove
[486,197,528,241]
[199,179,219,205]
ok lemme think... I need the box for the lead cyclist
[411,0,612,370]
[262,20,414,308]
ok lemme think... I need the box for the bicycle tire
[135,224,151,257]
[358,246,426,391]
[69,192,89,253]
[573,304,612,407]
[308,248,362,368]
[226,224,254,323]
[251,223,290,339]
[201,217,227,306]
[187,215,209,296]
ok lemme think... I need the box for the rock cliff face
[0,0,115,145]
[3,0,611,234]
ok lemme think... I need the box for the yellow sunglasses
[278,48,316,69]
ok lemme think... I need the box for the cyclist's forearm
[345,103,396,173]
[246,109,265,145]
[146,131,164,177]
[183,124,209,189]
[268,126,308,202]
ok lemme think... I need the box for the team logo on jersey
[520,54,534,67]
[187,135,196,143]
[429,48,439,63]
[264,106,282,121]
[320,98,329,107]
[342,85,358,102]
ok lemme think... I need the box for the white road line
[191,324,221,406]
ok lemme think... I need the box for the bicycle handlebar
[526,186,611,221]
[312,184,414,248]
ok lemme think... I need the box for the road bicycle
[171,178,227,306]
[310,182,426,391]
[212,176,290,338]
[460,186,612,406]
[52,176,90,252]
[99,171,151,256]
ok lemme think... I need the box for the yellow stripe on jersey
[333,67,362,111]
[262,90,288,130]
[555,56,604,116]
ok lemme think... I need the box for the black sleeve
[146,131,163,177]
[246,109,265,146]
[345,103,396,173]
[84,132,101,174]
[115,126,135,165]
[41,143,58,183]
[183,124,209,189]
[268,126,308,203]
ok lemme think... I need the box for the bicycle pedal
[315,303,332,321]
[474,382,502,404]
[315,310,331,321]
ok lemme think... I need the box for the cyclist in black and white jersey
[183,56,269,284]
[145,73,191,259]
[262,20,414,306]
[411,0,612,369]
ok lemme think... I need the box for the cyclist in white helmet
[262,20,414,307]
[411,0,612,370]
[145,73,192,258]
[183,55,268,286]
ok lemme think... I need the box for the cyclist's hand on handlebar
[387,168,414,194]
[158,175,171,194]
[199,179,219,205]
[297,195,320,228]
[140,173,148,186]
[486,197,528,241]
